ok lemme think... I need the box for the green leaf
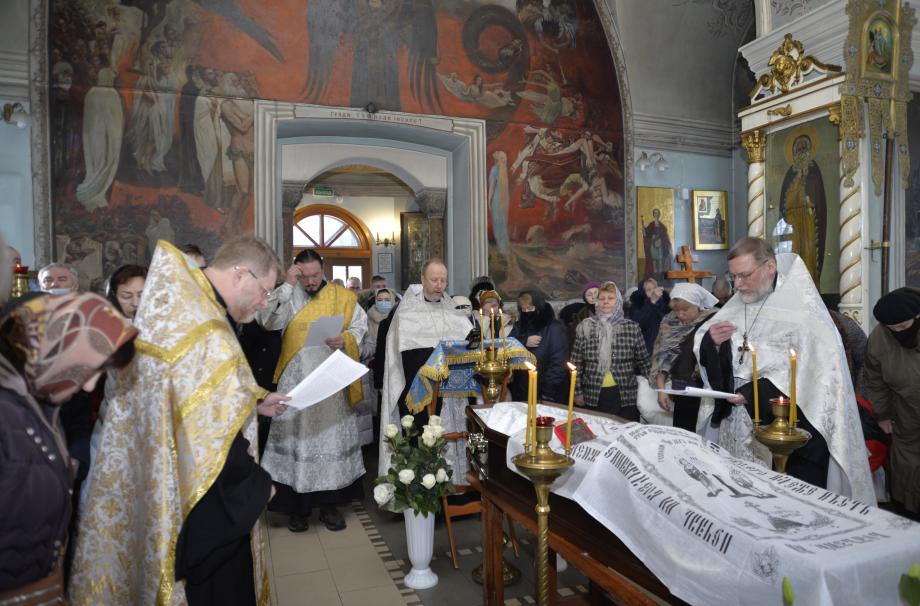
[782,577,794,605]
[910,563,920,580]
[900,574,920,606]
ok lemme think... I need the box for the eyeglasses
[236,266,272,298]
[728,261,767,286]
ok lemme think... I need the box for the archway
[292,203,373,286]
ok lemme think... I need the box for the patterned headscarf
[593,281,626,379]
[3,292,138,403]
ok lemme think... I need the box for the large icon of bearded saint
[779,134,827,283]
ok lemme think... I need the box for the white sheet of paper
[304,315,344,348]
[285,349,369,410]
[655,386,737,400]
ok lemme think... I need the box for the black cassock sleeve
[398,347,435,426]
[176,432,272,589]
[699,331,830,487]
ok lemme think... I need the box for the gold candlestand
[511,416,573,606]
[11,265,29,299]
[475,346,509,404]
[753,397,811,474]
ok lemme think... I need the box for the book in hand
[554,418,595,447]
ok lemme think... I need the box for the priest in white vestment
[693,237,875,505]
[379,260,472,479]
[258,250,367,532]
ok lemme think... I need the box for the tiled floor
[264,494,591,606]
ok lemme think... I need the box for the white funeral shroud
[479,403,920,606]
[378,287,473,477]
[692,253,875,505]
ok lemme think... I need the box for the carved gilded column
[831,105,864,325]
[741,130,766,238]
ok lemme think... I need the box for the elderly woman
[649,283,719,432]
[0,292,137,602]
[106,264,148,320]
[572,281,650,420]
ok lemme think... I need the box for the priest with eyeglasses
[693,237,874,504]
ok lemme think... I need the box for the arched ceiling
[598,0,755,155]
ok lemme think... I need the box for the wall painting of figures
[48,0,624,298]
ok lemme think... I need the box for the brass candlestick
[753,397,811,474]
[475,346,509,404]
[511,416,573,606]
[11,265,29,299]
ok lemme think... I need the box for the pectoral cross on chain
[737,335,751,365]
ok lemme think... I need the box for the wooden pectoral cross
[665,245,713,284]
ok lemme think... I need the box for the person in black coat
[509,290,569,403]
[0,292,137,599]
[628,278,671,354]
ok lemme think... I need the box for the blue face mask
[47,287,72,295]
[376,300,393,314]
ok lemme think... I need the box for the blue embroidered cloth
[405,338,535,414]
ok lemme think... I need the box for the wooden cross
[665,245,713,284]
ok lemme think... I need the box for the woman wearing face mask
[509,290,568,404]
[106,264,148,320]
[0,292,137,602]
[571,282,650,420]
[863,287,920,520]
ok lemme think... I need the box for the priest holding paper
[693,237,874,504]
[379,259,472,478]
[258,250,367,532]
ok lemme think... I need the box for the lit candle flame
[525,360,536,371]
[566,361,576,372]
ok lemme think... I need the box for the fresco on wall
[48,0,623,297]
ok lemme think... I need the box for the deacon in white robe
[693,237,875,505]
[379,260,473,481]
[258,250,368,532]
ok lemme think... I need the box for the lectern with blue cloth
[406,338,535,569]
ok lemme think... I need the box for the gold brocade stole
[274,283,363,405]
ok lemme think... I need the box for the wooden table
[467,404,687,606]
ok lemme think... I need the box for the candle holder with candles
[11,264,30,299]
[753,396,811,474]
[511,416,573,606]
[474,342,509,405]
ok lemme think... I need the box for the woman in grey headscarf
[571,281,650,420]
[650,283,719,431]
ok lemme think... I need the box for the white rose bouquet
[374,415,455,517]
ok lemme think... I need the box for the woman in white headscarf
[649,283,719,431]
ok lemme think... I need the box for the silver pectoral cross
[737,335,750,365]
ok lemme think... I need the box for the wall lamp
[636,151,668,171]
[2,103,30,129]
[375,232,396,247]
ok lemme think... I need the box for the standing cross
[665,245,713,284]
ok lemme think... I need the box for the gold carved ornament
[741,129,766,164]
[840,0,915,193]
[750,34,842,99]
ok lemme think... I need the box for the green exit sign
[313,186,335,197]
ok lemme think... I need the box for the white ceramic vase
[403,509,438,589]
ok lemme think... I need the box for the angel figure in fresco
[517,67,582,125]
[303,0,440,112]
[438,73,516,109]
[126,39,177,175]
[779,134,826,283]
[218,72,257,235]
[488,150,511,255]
[76,65,123,211]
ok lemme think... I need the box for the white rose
[428,414,442,427]
[373,483,395,506]
[383,424,399,439]
[435,468,448,483]
[430,424,444,438]
[421,431,437,447]
[398,469,415,485]
[401,415,415,429]
[421,473,437,489]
